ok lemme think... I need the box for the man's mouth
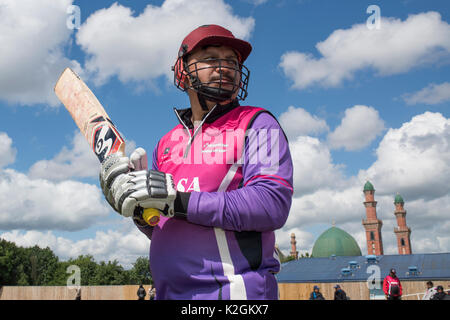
[210,77,234,85]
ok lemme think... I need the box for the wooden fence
[1,281,449,300]
[279,282,369,300]
[0,285,153,300]
[279,280,450,300]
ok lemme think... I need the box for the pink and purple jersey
[136,104,293,300]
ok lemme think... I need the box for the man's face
[186,45,241,102]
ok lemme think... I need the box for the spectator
[137,284,146,300]
[333,284,347,300]
[431,286,448,300]
[309,285,325,300]
[75,287,81,300]
[383,268,402,300]
[148,286,156,301]
[422,281,437,300]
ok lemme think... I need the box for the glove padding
[99,152,130,212]
[100,148,176,219]
[110,169,177,218]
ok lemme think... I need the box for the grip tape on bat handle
[142,208,160,226]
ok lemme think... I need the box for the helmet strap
[197,92,210,112]
[185,69,210,112]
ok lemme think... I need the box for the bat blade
[54,68,125,162]
[54,67,160,227]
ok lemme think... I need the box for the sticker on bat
[91,115,106,123]
[93,124,119,163]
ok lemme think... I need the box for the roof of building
[311,226,362,258]
[276,252,450,283]
[363,181,375,191]
[394,193,404,204]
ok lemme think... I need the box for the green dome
[311,227,362,258]
[363,181,374,191]
[394,194,404,204]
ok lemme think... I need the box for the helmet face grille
[173,56,249,102]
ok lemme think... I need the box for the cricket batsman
[99,24,294,300]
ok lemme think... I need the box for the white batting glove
[110,169,177,218]
[99,152,130,213]
[99,147,149,215]
[129,147,148,171]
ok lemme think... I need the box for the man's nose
[214,66,235,82]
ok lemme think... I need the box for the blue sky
[0,0,449,267]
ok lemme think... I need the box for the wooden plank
[1,281,449,300]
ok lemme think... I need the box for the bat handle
[142,208,160,226]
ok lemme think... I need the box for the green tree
[24,246,59,285]
[128,257,152,285]
[300,252,311,258]
[47,261,72,286]
[1,240,156,286]
[280,255,296,263]
[16,264,29,286]
[67,255,99,286]
[0,239,29,285]
[0,239,18,284]
[94,260,128,285]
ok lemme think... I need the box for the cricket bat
[54,67,160,226]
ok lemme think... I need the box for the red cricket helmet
[172,24,251,102]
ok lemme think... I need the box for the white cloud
[403,196,450,253]
[0,224,150,268]
[0,130,148,264]
[279,182,450,257]
[0,0,80,106]
[289,136,347,196]
[0,131,146,266]
[403,82,450,105]
[28,131,99,181]
[327,105,385,151]
[360,112,450,200]
[243,0,268,5]
[276,111,450,257]
[280,11,450,89]
[285,185,363,230]
[0,131,110,231]
[76,0,255,86]
[279,106,329,140]
[0,132,16,169]
[0,169,109,231]
[275,227,315,255]
[28,131,137,181]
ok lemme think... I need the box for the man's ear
[181,57,195,89]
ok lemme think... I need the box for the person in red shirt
[383,268,403,300]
